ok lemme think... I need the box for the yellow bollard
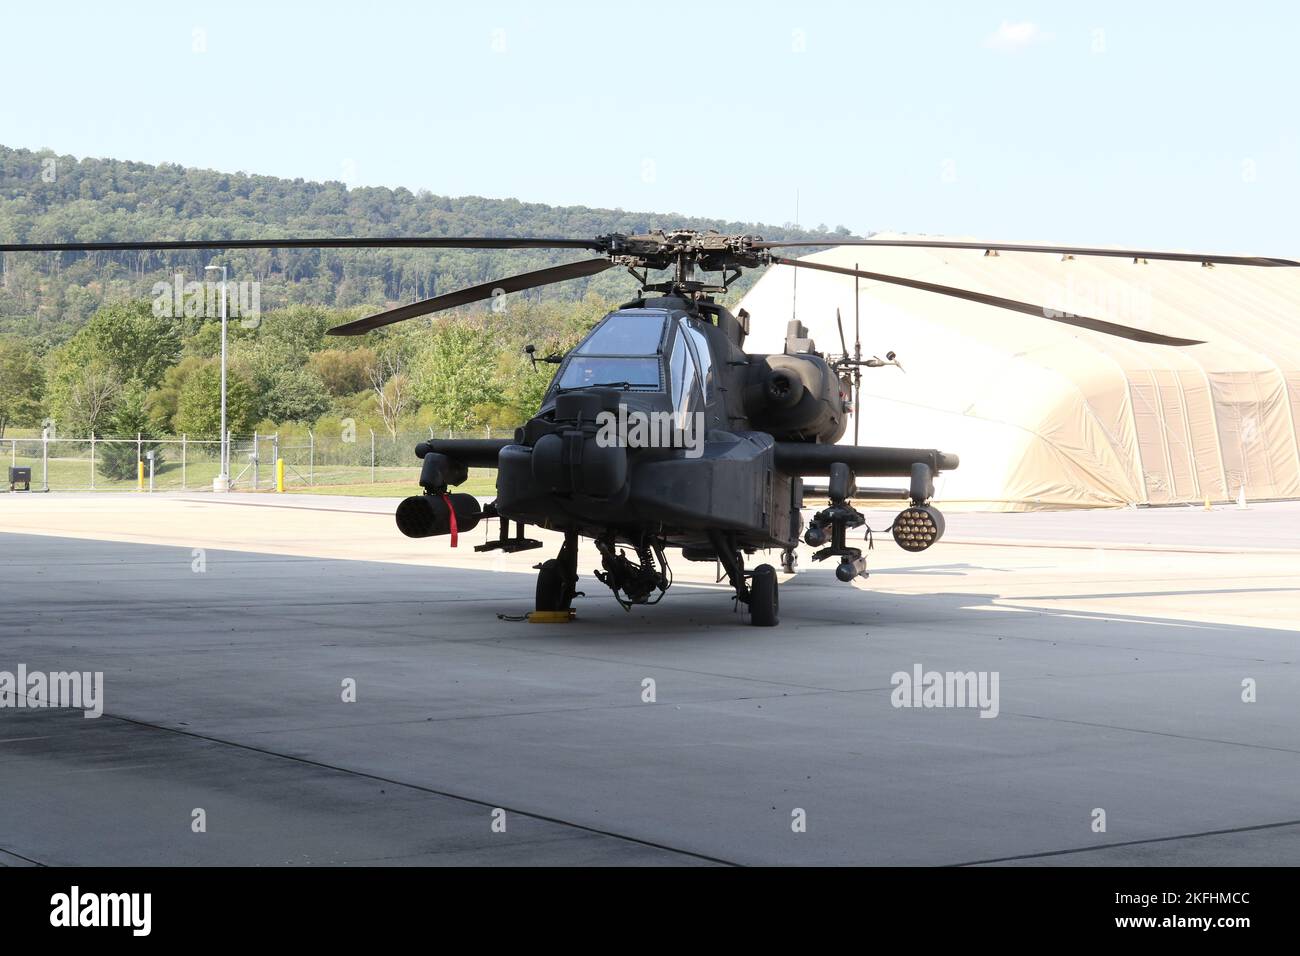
[1203,496,1212,511]
[137,460,144,491]
[276,458,285,493]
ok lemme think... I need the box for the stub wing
[773,442,958,478]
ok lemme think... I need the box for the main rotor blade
[770,256,1205,347]
[327,257,614,336]
[0,236,605,253]
[756,239,1299,268]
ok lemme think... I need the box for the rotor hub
[602,230,768,272]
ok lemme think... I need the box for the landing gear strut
[535,530,581,611]
[708,530,779,627]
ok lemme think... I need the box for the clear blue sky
[3,1,1296,252]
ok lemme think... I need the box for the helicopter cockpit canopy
[668,315,712,419]
[553,309,668,393]
[548,308,717,430]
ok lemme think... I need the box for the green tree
[69,300,182,389]
[368,355,412,439]
[253,305,335,354]
[0,338,44,437]
[494,346,553,426]
[97,380,165,480]
[237,342,330,424]
[257,365,331,424]
[46,356,121,436]
[310,346,375,396]
[411,322,503,430]
[146,356,207,432]
[174,362,257,438]
[181,315,258,360]
[45,299,183,432]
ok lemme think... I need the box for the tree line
[0,144,854,349]
[0,295,618,451]
[0,143,861,466]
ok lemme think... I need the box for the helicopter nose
[532,430,628,498]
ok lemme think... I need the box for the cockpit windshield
[573,310,667,356]
[556,357,660,391]
[554,310,667,393]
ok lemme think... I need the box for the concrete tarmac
[1,493,1298,865]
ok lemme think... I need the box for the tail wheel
[536,559,573,611]
[748,563,779,627]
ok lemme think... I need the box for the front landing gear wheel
[535,559,572,611]
[749,564,779,627]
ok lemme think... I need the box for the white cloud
[984,21,1050,53]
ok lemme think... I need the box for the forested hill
[0,144,857,345]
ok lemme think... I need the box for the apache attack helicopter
[7,231,1295,625]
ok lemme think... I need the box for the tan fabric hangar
[738,236,1300,511]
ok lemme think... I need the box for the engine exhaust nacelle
[395,493,482,539]
[743,354,849,444]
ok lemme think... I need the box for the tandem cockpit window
[554,310,667,392]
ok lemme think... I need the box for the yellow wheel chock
[526,609,576,623]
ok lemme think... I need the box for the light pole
[205,263,230,492]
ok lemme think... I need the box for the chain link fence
[3,428,513,494]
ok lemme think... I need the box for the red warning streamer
[440,493,458,547]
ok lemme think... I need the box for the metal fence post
[1,428,483,495]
